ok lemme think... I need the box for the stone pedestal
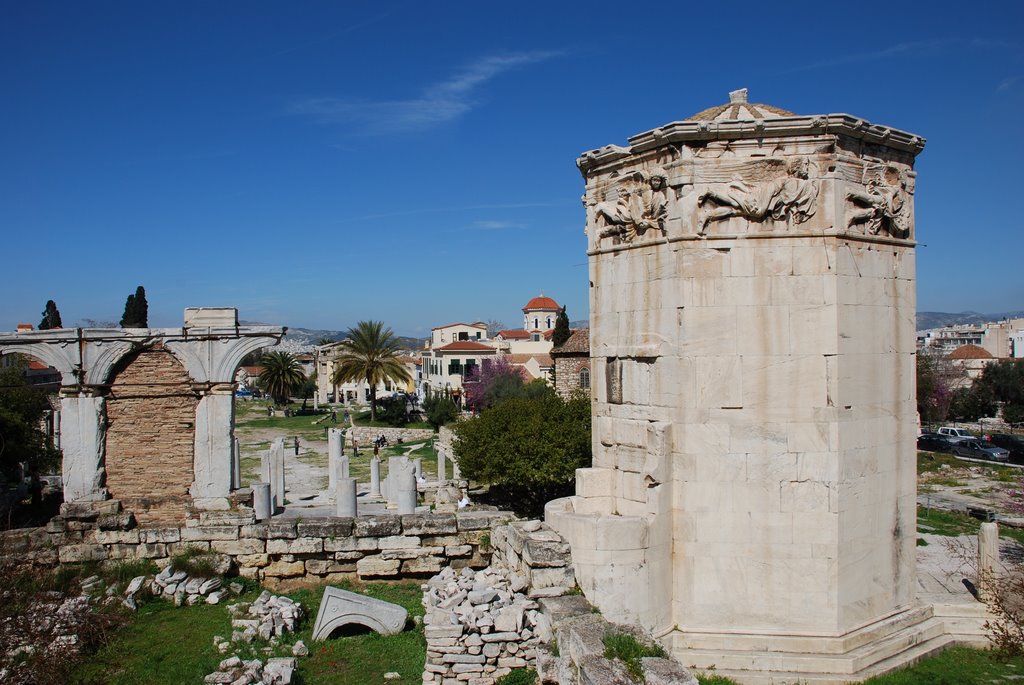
[370,457,382,497]
[336,478,358,517]
[328,428,343,495]
[253,482,272,521]
[546,92,939,683]
[232,437,241,490]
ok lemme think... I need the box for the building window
[458,332,469,341]
[532,333,540,342]
[448,360,464,375]
[546,317,552,328]
[579,367,591,390]
[475,332,482,339]
[534,318,539,329]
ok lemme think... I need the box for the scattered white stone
[383,672,401,680]
[291,640,309,656]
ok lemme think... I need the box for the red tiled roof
[241,366,264,375]
[435,341,498,352]
[523,296,560,312]
[28,360,49,370]
[432,322,487,331]
[947,344,993,360]
[497,329,531,339]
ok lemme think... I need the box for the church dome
[688,88,795,122]
[523,296,560,312]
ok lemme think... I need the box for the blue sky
[2,1,1022,336]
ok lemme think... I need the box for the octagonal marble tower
[545,90,957,682]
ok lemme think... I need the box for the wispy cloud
[785,40,949,73]
[289,51,561,135]
[998,76,1019,92]
[468,220,527,231]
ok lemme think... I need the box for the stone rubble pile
[422,565,543,684]
[217,590,305,648]
[202,655,299,685]
[150,564,231,606]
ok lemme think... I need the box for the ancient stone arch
[0,308,285,514]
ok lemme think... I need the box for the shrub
[453,392,590,516]
[423,395,458,429]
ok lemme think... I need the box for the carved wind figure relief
[587,169,668,244]
[696,156,818,235]
[845,168,912,239]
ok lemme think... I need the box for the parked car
[952,439,1010,462]
[937,426,974,443]
[917,432,956,454]
[989,433,1024,463]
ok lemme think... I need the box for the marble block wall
[547,91,926,675]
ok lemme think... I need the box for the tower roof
[687,88,796,122]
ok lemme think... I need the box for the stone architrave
[311,587,408,640]
[370,457,382,497]
[547,90,933,683]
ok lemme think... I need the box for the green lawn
[691,647,1024,684]
[75,580,426,685]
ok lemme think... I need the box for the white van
[937,426,973,443]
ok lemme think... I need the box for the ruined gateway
[546,90,986,683]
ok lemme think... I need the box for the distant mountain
[569,319,589,329]
[917,311,1024,331]
[240,322,427,353]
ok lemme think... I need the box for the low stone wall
[1,501,513,588]
[348,426,435,446]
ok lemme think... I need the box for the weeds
[603,630,666,681]
[495,669,538,685]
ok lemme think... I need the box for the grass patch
[74,579,426,685]
[603,630,666,680]
[862,646,1024,683]
[169,548,218,578]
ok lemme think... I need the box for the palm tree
[330,320,412,421]
[258,351,305,406]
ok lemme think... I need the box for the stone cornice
[578,114,926,174]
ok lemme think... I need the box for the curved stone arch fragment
[312,587,408,641]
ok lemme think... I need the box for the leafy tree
[552,306,571,348]
[916,350,966,424]
[453,392,591,516]
[38,300,62,330]
[949,384,997,422]
[329,321,411,421]
[119,286,148,328]
[374,395,410,427]
[258,351,305,406]
[423,395,458,429]
[0,359,59,488]
[973,360,1024,425]
[464,357,526,411]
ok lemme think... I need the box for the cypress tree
[552,306,571,347]
[38,300,63,330]
[120,286,149,327]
